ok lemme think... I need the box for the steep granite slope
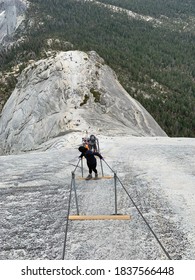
[0,50,166,155]
[0,136,195,259]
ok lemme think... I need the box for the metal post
[72,172,79,215]
[97,139,100,152]
[114,172,117,215]
[100,159,104,177]
[81,158,83,178]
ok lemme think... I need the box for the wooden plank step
[69,215,131,220]
[77,176,113,180]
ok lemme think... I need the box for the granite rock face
[0,0,27,43]
[0,50,166,155]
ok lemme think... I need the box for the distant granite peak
[0,50,166,154]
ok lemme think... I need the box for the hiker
[78,146,103,179]
[88,134,98,152]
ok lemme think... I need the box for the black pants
[87,162,97,174]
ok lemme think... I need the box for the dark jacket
[79,150,103,165]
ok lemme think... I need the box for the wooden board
[69,215,131,220]
[77,176,113,180]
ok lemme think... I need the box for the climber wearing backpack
[88,134,98,152]
[78,146,103,180]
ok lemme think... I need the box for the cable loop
[62,152,172,260]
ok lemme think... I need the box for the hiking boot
[86,174,92,180]
[95,173,98,179]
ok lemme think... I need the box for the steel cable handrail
[62,157,172,260]
[73,158,81,173]
[102,159,172,260]
[62,159,81,259]
[62,176,73,260]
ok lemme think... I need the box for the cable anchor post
[100,158,104,177]
[81,158,84,178]
[97,138,100,152]
[71,171,79,215]
[114,172,118,215]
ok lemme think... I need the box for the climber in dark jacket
[78,146,103,179]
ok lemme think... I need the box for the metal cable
[103,159,172,260]
[62,159,81,260]
[62,177,73,260]
[73,158,81,173]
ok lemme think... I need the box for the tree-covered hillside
[0,0,195,136]
[98,0,195,18]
